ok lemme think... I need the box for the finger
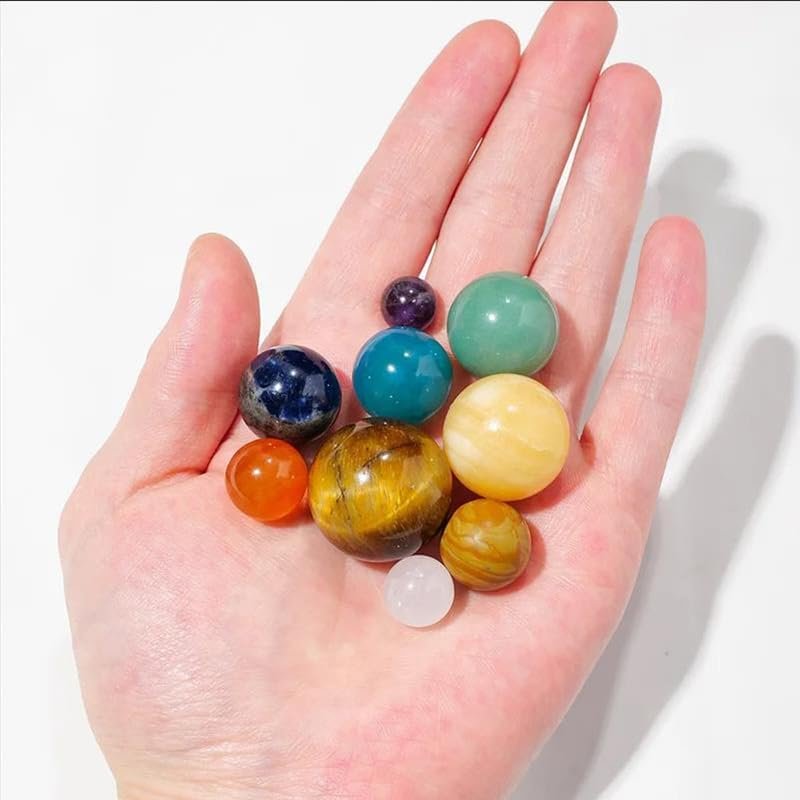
[83,234,259,504]
[585,217,706,529]
[426,1,617,300]
[283,21,520,336]
[534,64,661,418]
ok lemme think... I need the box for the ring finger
[533,63,661,422]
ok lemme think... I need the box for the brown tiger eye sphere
[308,418,452,562]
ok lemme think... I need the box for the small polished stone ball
[381,276,437,329]
[308,418,452,561]
[384,555,455,627]
[352,328,452,424]
[239,345,341,444]
[441,499,531,591]
[447,271,559,377]
[443,374,570,501]
[225,438,308,522]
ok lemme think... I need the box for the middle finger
[426,1,617,302]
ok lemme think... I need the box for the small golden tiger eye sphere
[308,418,452,562]
[440,499,531,591]
[442,373,570,501]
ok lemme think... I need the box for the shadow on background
[514,150,797,799]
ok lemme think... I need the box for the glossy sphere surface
[384,555,455,627]
[381,276,437,329]
[447,271,559,377]
[239,345,341,443]
[441,499,531,590]
[226,439,308,522]
[352,328,452,424]
[443,374,570,501]
[308,418,452,561]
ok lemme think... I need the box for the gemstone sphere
[308,418,452,561]
[440,499,531,591]
[225,438,308,522]
[447,271,559,377]
[352,328,452,424]
[239,345,341,443]
[384,555,455,627]
[442,374,570,501]
[381,276,437,329]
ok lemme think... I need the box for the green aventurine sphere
[447,272,559,377]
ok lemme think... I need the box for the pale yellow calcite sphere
[442,374,570,501]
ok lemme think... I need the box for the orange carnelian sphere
[225,439,308,522]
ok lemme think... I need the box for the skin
[59,4,706,799]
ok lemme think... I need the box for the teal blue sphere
[353,328,453,424]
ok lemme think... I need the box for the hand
[60,4,706,798]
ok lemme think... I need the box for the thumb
[81,233,260,507]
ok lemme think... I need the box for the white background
[2,2,799,798]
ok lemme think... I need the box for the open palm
[60,5,706,799]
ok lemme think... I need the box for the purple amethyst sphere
[381,276,437,330]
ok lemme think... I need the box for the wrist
[117,778,273,800]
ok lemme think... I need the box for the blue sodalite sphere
[352,328,452,424]
[239,346,341,443]
[381,276,437,330]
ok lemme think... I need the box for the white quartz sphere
[384,555,455,628]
